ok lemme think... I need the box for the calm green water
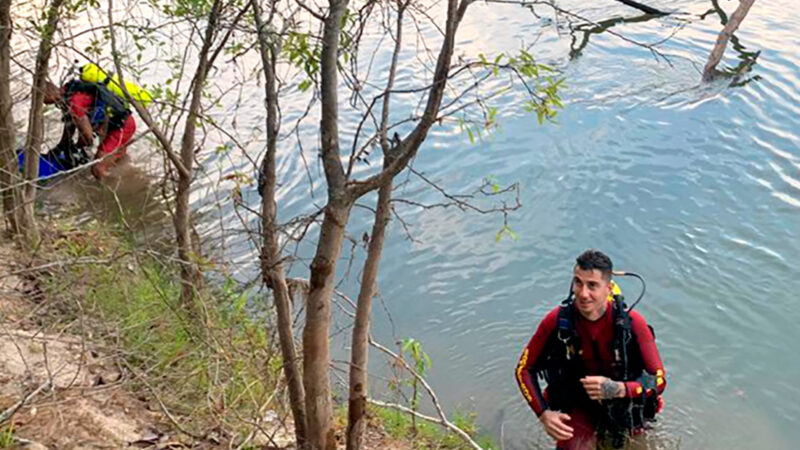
[15,0,800,447]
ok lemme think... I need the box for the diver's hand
[539,409,573,441]
[580,376,625,400]
[91,161,109,180]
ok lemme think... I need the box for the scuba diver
[515,249,666,449]
[42,74,136,179]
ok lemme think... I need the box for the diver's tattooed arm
[601,379,625,399]
[580,376,626,400]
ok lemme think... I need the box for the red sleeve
[69,92,93,118]
[623,311,666,398]
[515,306,559,416]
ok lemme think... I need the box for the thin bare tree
[0,0,21,235]
[344,1,408,446]
[108,0,249,313]
[251,0,308,445]
[302,0,474,447]
[19,0,67,247]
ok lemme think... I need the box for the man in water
[515,249,666,449]
[43,79,135,179]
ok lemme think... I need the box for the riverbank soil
[0,165,412,448]
[0,239,167,447]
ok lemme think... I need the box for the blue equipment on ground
[16,141,90,179]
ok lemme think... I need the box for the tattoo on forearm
[601,379,623,399]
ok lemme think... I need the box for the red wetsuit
[515,302,666,449]
[68,91,136,164]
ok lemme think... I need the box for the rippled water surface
[16,0,800,447]
[204,1,799,448]
[309,1,800,448]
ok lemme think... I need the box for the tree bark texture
[0,0,20,235]
[345,178,392,450]
[303,203,351,450]
[175,0,222,311]
[346,1,405,446]
[703,0,755,81]
[303,0,351,447]
[251,0,308,445]
[20,0,65,246]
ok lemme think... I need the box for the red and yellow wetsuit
[515,302,666,449]
[67,90,136,165]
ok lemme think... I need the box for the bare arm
[71,113,94,147]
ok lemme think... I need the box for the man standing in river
[515,250,666,449]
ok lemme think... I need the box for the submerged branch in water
[703,0,757,82]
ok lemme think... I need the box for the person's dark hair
[575,249,613,280]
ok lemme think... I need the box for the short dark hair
[575,249,613,280]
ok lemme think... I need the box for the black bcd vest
[532,296,661,448]
[61,80,130,133]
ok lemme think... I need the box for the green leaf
[401,338,415,353]
[298,79,312,92]
[506,227,519,241]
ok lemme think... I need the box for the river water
[304,1,799,448]
[12,0,800,448]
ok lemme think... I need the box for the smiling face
[571,266,612,321]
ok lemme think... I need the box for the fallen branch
[121,360,206,440]
[367,399,484,450]
[0,257,118,280]
[368,339,451,428]
[0,380,52,424]
[703,0,756,81]
[327,290,482,449]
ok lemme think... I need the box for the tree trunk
[345,178,392,450]
[251,0,308,444]
[20,0,65,247]
[346,0,405,442]
[0,0,20,235]
[175,0,222,312]
[303,202,351,450]
[304,0,351,446]
[703,0,756,81]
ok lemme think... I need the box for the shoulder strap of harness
[557,299,581,361]
[611,294,632,381]
[62,79,128,115]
